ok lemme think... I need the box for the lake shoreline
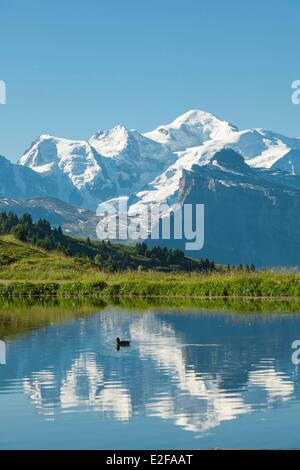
[1,273,300,299]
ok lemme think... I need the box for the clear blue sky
[0,0,300,161]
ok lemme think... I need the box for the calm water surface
[1,304,300,449]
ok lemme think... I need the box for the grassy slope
[0,235,102,281]
[0,235,203,280]
[1,235,300,298]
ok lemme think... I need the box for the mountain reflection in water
[0,306,299,449]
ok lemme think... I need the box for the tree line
[0,211,219,272]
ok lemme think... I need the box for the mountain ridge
[1,108,300,265]
[16,109,300,211]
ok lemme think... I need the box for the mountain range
[2,108,300,266]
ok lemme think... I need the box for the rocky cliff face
[176,149,300,266]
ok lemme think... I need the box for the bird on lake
[116,337,130,349]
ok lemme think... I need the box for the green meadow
[0,234,300,299]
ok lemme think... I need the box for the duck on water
[116,337,130,350]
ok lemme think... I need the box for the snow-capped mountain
[89,124,175,192]
[144,109,238,151]
[18,109,300,214]
[19,127,175,209]
[19,135,102,188]
[127,112,300,215]
[3,107,300,264]
[19,135,110,208]
[144,109,300,167]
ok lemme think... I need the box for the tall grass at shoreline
[1,272,300,298]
